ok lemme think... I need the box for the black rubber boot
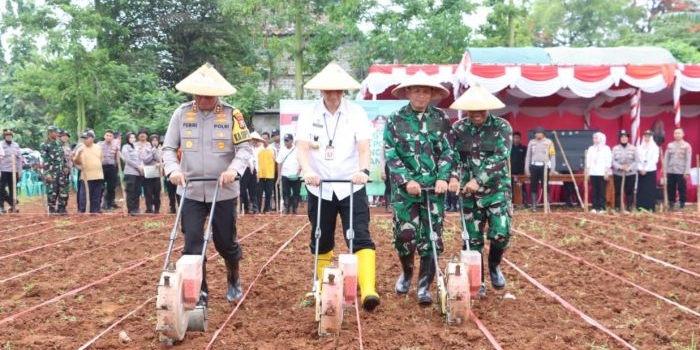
[530,193,537,211]
[225,259,242,302]
[394,253,414,294]
[57,206,68,216]
[488,246,507,289]
[416,256,435,305]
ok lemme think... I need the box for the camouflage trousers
[461,192,512,253]
[46,172,70,210]
[392,188,445,258]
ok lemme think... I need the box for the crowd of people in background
[0,119,694,216]
[509,126,693,213]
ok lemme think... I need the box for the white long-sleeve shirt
[586,133,612,177]
[637,140,659,172]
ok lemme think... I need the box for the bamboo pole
[584,152,589,212]
[620,173,626,212]
[544,159,550,213]
[660,148,668,212]
[552,131,584,211]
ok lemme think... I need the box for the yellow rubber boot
[316,251,334,283]
[356,249,380,311]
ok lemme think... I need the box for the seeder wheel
[445,262,470,324]
[156,271,188,343]
[187,305,208,331]
[318,267,344,337]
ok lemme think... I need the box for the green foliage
[360,0,476,65]
[529,0,645,47]
[478,0,533,47]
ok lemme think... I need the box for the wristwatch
[361,169,370,176]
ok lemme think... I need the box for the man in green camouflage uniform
[451,86,512,298]
[41,125,70,214]
[384,72,460,305]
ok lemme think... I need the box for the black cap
[619,130,629,137]
[271,129,280,136]
[534,126,545,134]
[137,128,148,136]
[283,133,293,141]
[81,130,95,139]
[3,129,13,135]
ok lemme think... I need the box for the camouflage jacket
[40,138,68,175]
[384,104,458,187]
[452,114,512,203]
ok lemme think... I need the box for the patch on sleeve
[232,108,251,144]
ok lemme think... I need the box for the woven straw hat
[391,71,450,101]
[304,62,361,90]
[250,131,265,142]
[175,63,237,96]
[450,85,505,111]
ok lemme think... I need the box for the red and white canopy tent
[357,47,700,201]
[358,47,700,152]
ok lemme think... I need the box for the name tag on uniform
[325,146,335,160]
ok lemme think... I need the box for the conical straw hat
[175,63,237,96]
[304,62,361,90]
[250,131,265,142]
[391,70,450,101]
[450,85,505,111]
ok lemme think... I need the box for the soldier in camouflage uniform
[41,125,71,214]
[384,72,460,304]
[451,86,512,298]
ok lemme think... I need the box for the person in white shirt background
[636,130,660,211]
[296,62,380,311]
[586,131,612,213]
[276,133,301,214]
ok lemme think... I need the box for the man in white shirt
[276,133,301,214]
[297,62,379,311]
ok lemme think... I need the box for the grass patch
[55,220,72,227]
[672,333,698,350]
[144,221,164,230]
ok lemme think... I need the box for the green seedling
[671,333,698,350]
[144,221,164,230]
[55,220,72,227]
[561,234,580,245]
[589,342,610,350]
[22,283,36,294]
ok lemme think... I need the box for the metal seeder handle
[161,176,221,271]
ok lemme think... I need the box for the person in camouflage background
[451,86,512,298]
[41,125,70,214]
[384,72,460,305]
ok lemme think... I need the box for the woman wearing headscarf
[611,130,638,212]
[636,130,660,211]
[585,132,612,213]
[120,132,143,214]
[144,134,163,213]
